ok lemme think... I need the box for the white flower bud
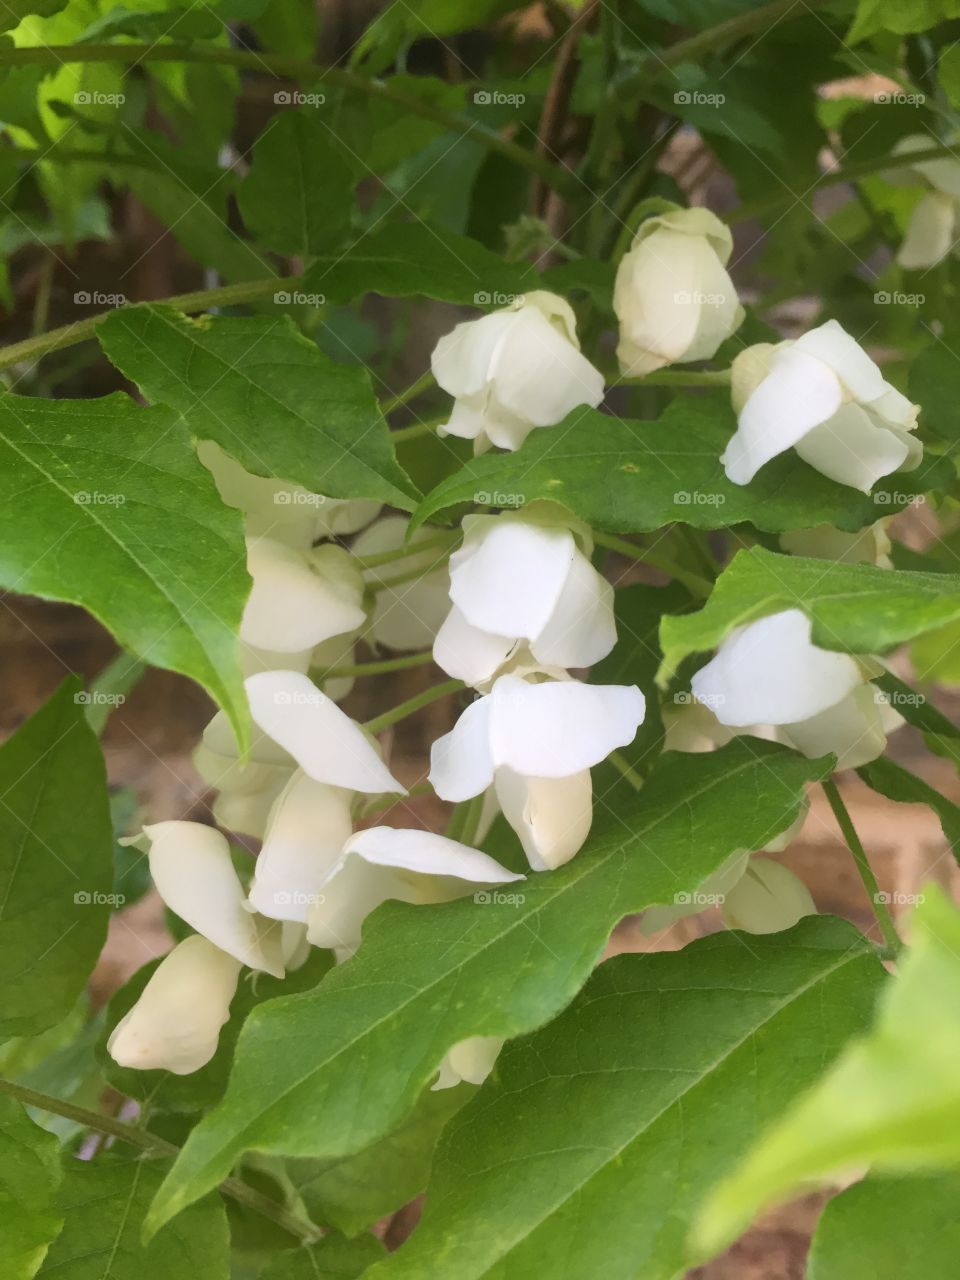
[722,857,815,934]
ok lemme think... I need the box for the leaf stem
[381,369,435,415]
[0,44,579,199]
[391,414,447,444]
[618,368,732,388]
[822,778,901,956]
[0,1076,322,1242]
[352,531,455,571]
[364,680,465,736]
[608,750,644,789]
[0,276,296,372]
[313,651,435,680]
[592,531,713,596]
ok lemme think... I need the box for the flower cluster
[109,210,918,1086]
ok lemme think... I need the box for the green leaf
[849,0,960,42]
[409,401,947,536]
[807,1171,960,1280]
[238,112,357,256]
[858,757,960,861]
[146,740,828,1235]
[908,344,960,442]
[38,1155,229,1278]
[0,393,250,745]
[261,1233,386,1280]
[657,548,960,684]
[371,919,883,1280]
[97,306,419,510]
[0,0,66,33]
[291,1084,472,1237]
[0,680,113,1039]
[302,222,533,305]
[99,949,331,1114]
[696,887,960,1253]
[0,1095,63,1279]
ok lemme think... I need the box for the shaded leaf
[0,1095,63,1279]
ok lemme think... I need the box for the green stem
[0,1077,321,1243]
[618,368,732,388]
[0,44,579,199]
[608,750,644,790]
[0,276,296,372]
[652,0,829,71]
[85,650,147,736]
[313,650,435,680]
[822,778,901,956]
[371,557,451,592]
[381,369,435,415]
[392,414,447,445]
[593,531,713,596]
[364,679,464,736]
[352,530,454,571]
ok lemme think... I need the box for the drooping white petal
[431,311,519,398]
[640,849,751,935]
[531,548,616,669]
[201,708,294,769]
[490,306,604,427]
[488,675,646,778]
[449,516,576,641]
[722,857,815,934]
[433,605,518,686]
[245,670,405,795]
[107,935,241,1075]
[429,695,496,801]
[241,538,365,653]
[779,682,901,770]
[722,348,844,485]
[662,700,737,754]
[779,521,892,568]
[432,1036,503,1091]
[691,609,861,728]
[494,767,593,871]
[248,772,354,922]
[793,403,913,493]
[144,821,283,975]
[897,190,957,269]
[793,319,887,403]
[307,826,522,951]
[440,394,491,442]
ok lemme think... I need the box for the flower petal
[793,319,887,402]
[897,190,956,269]
[779,682,901,769]
[489,675,646,777]
[494,766,593,870]
[107,936,241,1075]
[432,1036,503,1091]
[722,347,844,485]
[429,694,495,801]
[433,605,518,686]
[245,670,405,794]
[449,515,576,641]
[248,772,354,922]
[722,857,815,935]
[241,538,365,653]
[490,307,605,427]
[793,403,912,492]
[691,609,862,728]
[144,821,284,975]
[431,311,518,398]
[342,824,523,882]
[531,548,616,669]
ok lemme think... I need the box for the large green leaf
[657,548,960,683]
[409,401,947,535]
[807,1171,960,1280]
[291,1084,472,1237]
[238,112,357,256]
[146,740,828,1235]
[696,888,960,1253]
[97,306,419,510]
[371,918,883,1280]
[260,1233,386,1279]
[0,680,113,1039]
[302,222,533,305]
[0,1096,63,1279]
[38,1155,229,1279]
[0,393,250,742]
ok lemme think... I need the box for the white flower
[722,320,922,492]
[194,710,295,840]
[614,206,743,376]
[691,608,901,770]
[306,826,523,954]
[140,821,285,976]
[241,538,365,662]
[198,440,381,547]
[248,771,354,923]
[107,935,241,1075]
[780,520,892,568]
[245,670,405,795]
[891,135,960,269]
[433,506,615,688]
[431,290,604,452]
[721,857,815,934]
[429,674,646,869]
[433,1036,503,1091]
[351,516,450,651]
